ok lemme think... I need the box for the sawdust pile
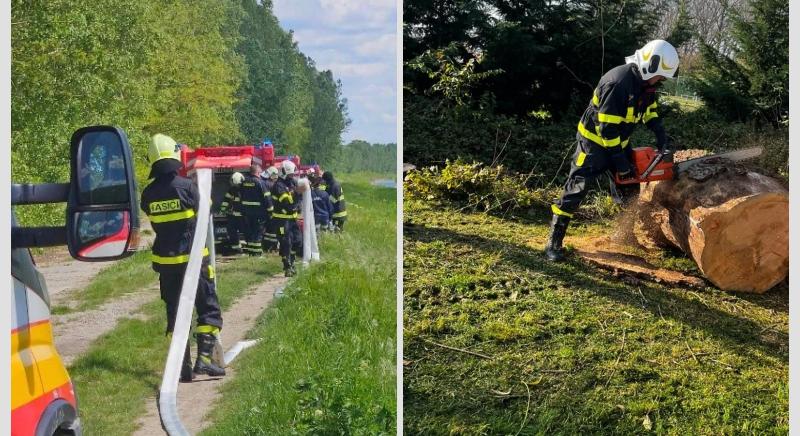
[610,149,710,250]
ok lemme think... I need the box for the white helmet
[266,166,279,178]
[230,172,244,186]
[280,160,297,178]
[626,39,679,81]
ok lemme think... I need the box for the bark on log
[634,155,788,293]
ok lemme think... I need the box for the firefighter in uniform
[309,169,334,232]
[140,134,226,381]
[272,160,303,276]
[219,172,245,255]
[239,163,269,256]
[545,40,679,262]
[260,166,280,252]
[322,171,347,230]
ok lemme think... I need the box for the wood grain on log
[634,156,788,293]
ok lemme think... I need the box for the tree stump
[634,154,788,293]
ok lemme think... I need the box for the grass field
[203,173,397,435]
[403,199,787,435]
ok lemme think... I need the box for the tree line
[11,0,350,186]
[330,140,397,174]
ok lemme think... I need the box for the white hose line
[158,168,212,436]
[299,178,320,263]
[223,339,261,366]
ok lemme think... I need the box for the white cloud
[356,33,396,57]
[324,62,388,78]
[318,0,395,24]
[271,0,397,143]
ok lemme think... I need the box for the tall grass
[202,174,397,435]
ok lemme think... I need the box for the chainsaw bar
[675,146,763,174]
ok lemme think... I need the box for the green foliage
[293,377,394,435]
[404,94,576,176]
[691,0,788,126]
[404,160,553,215]
[404,0,657,120]
[12,0,349,226]
[203,176,396,435]
[406,43,503,106]
[233,0,349,159]
[332,140,396,174]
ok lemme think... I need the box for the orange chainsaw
[614,146,763,185]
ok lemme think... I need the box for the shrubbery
[404,160,553,214]
[404,159,625,221]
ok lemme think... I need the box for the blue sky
[272,0,397,145]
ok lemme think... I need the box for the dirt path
[40,218,161,364]
[37,247,115,301]
[133,275,289,436]
[52,286,157,365]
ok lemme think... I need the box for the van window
[78,131,129,205]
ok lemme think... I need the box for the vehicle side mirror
[67,126,140,261]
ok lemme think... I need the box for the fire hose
[157,172,320,435]
[157,168,212,436]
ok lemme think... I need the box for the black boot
[544,214,570,262]
[180,340,194,383]
[194,333,226,377]
[282,256,294,277]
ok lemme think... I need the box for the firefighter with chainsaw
[219,172,245,255]
[260,166,280,252]
[140,134,226,381]
[239,163,269,256]
[272,160,304,276]
[545,40,679,262]
[322,171,347,230]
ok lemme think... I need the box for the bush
[404,160,556,215]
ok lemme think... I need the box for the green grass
[202,173,397,435]
[403,200,787,435]
[62,250,156,312]
[69,256,283,435]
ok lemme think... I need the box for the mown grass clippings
[69,255,283,436]
[202,174,396,435]
[403,201,787,435]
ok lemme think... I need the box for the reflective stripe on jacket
[141,173,207,270]
[270,178,299,219]
[578,63,667,153]
[325,180,347,218]
[239,175,268,217]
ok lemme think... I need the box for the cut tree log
[634,153,788,293]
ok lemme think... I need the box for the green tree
[691,0,788,125]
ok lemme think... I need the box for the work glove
[611,152,633,178]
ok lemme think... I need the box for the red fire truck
[178,142,317,252]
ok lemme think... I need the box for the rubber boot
[282,256,294,277]
[194,333,226,377]
[180,340,194,383]
[544,214,570,262]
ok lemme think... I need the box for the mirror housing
[66,126,140,261]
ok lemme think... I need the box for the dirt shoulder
[133,275,288,435]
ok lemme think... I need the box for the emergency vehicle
[11,126,139,435]
[177,141,317,252]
